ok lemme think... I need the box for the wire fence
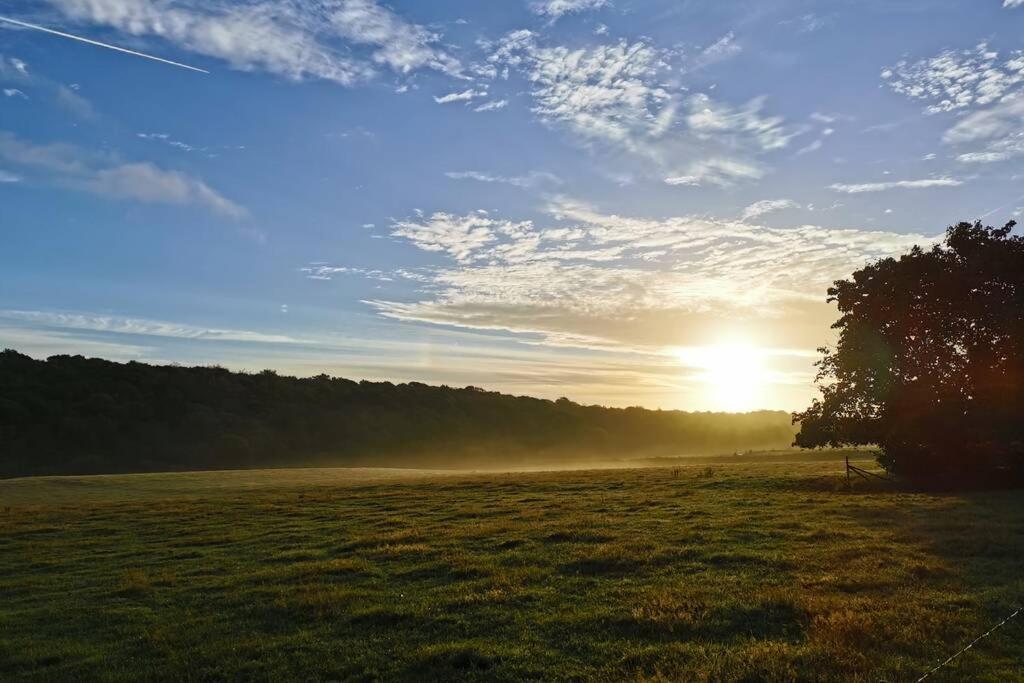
[916,606,1021,681]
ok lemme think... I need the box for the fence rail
[845,455,892,487]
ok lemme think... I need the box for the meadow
[1,452,1022,681]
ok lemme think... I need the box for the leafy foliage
[794,220,1024,486]
[0,351,794,477]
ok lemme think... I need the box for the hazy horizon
[2,0,1023,412]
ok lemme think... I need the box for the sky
[1,0,1023,412]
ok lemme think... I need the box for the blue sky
[2,0,1023,411]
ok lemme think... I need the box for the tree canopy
[0,350,795,478]
[794,220,1024,487]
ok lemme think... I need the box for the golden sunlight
[675,342,769,412]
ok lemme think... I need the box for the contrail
[0,15,208,73]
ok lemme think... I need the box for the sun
[675,342,768,412]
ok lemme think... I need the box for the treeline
[0,350,796,478]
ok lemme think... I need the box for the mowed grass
[1,455,1022,681]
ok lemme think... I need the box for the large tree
[794,220,1024,487]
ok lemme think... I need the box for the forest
[0,350,796,478]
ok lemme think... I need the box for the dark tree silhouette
[0,350,795,478]
[794,220,1024,487]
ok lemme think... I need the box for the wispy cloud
[3,309,768,409]
[943,94,1024,163]
[520,38,672,147]
[473,99,508,112]
[434,88,487,104]
[685,93,798,151]
[351,200,938,355]
[881,41,1024,165]
[0,54,94,118]
[741,199,799,221]
[329,0,461,76]
[445,170,562,188]
[664,158,764,188]
[0,15,208,72]
[0,309,302,344]
[881,43,1024,114]
[780,13,831,33]
[829,177,963,193]
[41,0,460,86]
[684,32,742,73]
[477,32,791,186]
[389,211,532,264]
[84,163,246,217]
[44,0,365,84]
[529,0,609,21]
[0,132,244,217]
[137,132,199,153]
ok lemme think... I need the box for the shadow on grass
[836,487,1024,675]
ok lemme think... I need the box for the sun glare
[676,342,768,412]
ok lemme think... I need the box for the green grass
[1,452,1022,681]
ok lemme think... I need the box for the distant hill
[0,350,797,478]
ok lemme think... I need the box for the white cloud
[0,324,150,360]
[741,199,800,221]
[359,201,938,353]
[329,0,461,76]
[0,309,301,344]
[300,264,402,281]
[45,0,460,85]
[479,31,785,184]
[943,94,1024,143]
[0,56,28,82]
[83,163,246,217]
[47,0,366,84]
[473,99,508,112]
[686,93,798,152]
[0,169,20,182]
[664,158,764,187]
[829,177,963,193]
[390,211,533,264]
[957,151,1010,163]
[882,43,1024,114]
[53,83,95,118]
[783,13,830,33]
[942,94,1024,162]
[445,170,562,188]
[3,310,770,408]
[523,39,673,147]
[137,132,198,152]
[1005,0,1024,7]
[796,139,822,155]
[0,132,244,217]
[529,0,609,20]
[686,32,741,72]
[1,54,94,116]
[434,88,487,104]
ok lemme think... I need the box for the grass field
[2,452,1022,681]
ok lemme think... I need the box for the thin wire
[916,607,1021,681]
